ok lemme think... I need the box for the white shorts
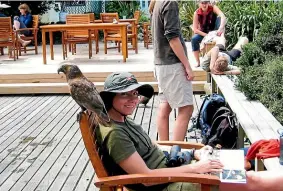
[154,63,193,109]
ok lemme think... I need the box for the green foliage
[255,16,283,55]
[219,0,283,49]
[105,0,140,19]
[234,43,265,68]
[2,1,54,17]
[259,58,283,124]
[236,65,264,100]
[178,1,197,41]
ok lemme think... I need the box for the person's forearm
[169,37,192,70]
[224,70,241,75]
[219,15,226,30]
[193,29,207,37]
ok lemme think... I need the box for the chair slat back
[89,13,95,23]
[32,15,39,35]
[79,112,109,178]
[100,13,120,35]
[66,14,91,36]
[134,10,140,24]
[100,13,119,23]
[0,17,13,40]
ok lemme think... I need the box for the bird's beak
[57,67,63,74]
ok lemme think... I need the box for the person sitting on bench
[201,36,249,75]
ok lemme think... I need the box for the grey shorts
[154,63,193,109]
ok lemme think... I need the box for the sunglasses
[201,2,209,4]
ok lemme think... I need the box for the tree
[2,1,54,17]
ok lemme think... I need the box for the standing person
[152,0,194,141]
[192,0,226,67]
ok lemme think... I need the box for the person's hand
[217,28,224,36]
[185,68,195,81]
[194,145,213,161]
[191,159,223,174]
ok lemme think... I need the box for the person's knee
[158,102,172,118]
[178,105,194,116]
[13,16,19,21]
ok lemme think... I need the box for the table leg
[42,29,47,64]
[49,31,54,60]
[121,26,127,62]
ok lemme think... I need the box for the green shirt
[96,118,169,191]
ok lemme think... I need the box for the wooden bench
[211,74,283,171]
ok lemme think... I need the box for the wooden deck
[0,43,207,94]
[0,94,203,191]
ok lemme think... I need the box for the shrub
[105,0,140,19]
[179,1,197,41]
[236,65,264,100]
[255,16,283,55]
[259,57,283,124]
[234,43,265,68]
[219,0,283,48]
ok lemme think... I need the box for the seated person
[201,36,249,75]
[96,72,223,191]
[13,3,32,46]
[192,0,226,67]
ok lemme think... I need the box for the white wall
[40,2,61,23]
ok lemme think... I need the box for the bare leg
[173,105,193,141]
[193,51,200,67]
[13,20,20,30]
[157,102,172,141]
[233,36,249,52]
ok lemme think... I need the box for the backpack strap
[196,95,209,129]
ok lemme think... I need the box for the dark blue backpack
[196,94,226,137]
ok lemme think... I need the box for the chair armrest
[95,173,220,187]
[15,28,38,32]
[156,141,205,149]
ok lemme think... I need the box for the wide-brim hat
[0,3,11,9]
[100,72,154,98]
[100,72,154,110]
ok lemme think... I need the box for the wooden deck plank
[0,97,76,190]
[0,96,58,146]
[7,102,78,191]
[35,139,85,191]
[0,96,44,128]
[0,96,32,124]
[0,96,27,114]
[60,149,92,191]
[140,97,154,134]
[0,96,67,158]
[148,95,159,140]
[0,96,17,109]
[75,160,97,191]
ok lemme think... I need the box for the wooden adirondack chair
[0,17,17,61]
[16,15,39,55]
[79,111,220,191]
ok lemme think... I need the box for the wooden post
[42,29,47,64]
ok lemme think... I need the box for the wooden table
[40,23,129,64]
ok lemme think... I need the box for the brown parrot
[57,64,110,126]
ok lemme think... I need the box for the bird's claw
[76,112,83,122]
